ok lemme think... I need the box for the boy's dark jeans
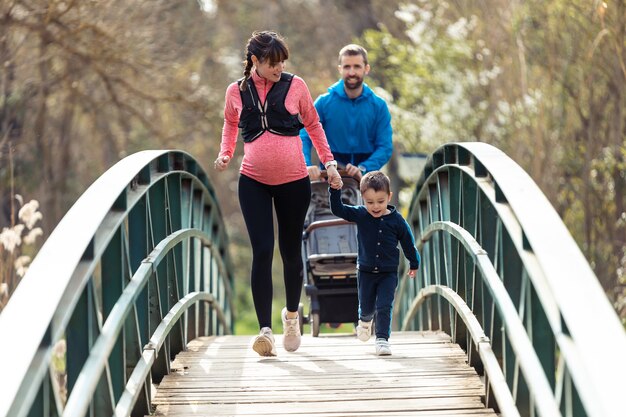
[357,270,398,340]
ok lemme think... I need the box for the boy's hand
[327,166,343,189]
[407,269,417,278]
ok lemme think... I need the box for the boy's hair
[360,171,390,194]
[338,44,368,65]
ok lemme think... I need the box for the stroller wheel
[310,312,320,337]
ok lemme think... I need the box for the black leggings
[238,174,311,329]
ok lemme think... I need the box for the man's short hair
[360,171,390,194]
[338,44,368,65]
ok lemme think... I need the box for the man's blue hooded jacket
[300,80,392,173]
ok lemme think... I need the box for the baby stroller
[299,171,361,336]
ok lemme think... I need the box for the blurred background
[1,0,624,332]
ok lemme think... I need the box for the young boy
[329,171,420,355]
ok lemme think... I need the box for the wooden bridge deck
[153,331,497,417]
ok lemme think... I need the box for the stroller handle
[304,218,353,236]
[319,169,352,178]
[318,161,362,181]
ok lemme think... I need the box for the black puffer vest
[237,72,304,142]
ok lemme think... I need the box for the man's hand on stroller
[408,269,417,279]
[344,163,363,181]
[307,165,322,180]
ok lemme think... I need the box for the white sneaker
[252,327,277,357]
[375,338,391,356]
[281,307,301,352]
[356,319,372,342]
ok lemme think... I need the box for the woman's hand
[326,166,343,189]
[214,155,230,172]
[408,269,417,278]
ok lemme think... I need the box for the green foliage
[518,0,626,294]
[358,3,501,153]
[357,0,626,324]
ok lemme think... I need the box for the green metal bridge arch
[395,142,626,417]
[0,150,235,417]
[0,144,625,417]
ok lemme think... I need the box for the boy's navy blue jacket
[329,187,420,273]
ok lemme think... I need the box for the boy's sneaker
[281,307,301,352]
[375,338,392,356]
[252,327,277,357]
[356,319,372,342]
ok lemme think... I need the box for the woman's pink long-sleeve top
[219,70,334,185]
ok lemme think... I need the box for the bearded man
[300,44,393,180]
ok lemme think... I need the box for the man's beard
[344,76,363,90]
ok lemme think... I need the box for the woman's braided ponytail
[240,52,253,92]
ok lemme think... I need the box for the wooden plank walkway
[153,331,497,416]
